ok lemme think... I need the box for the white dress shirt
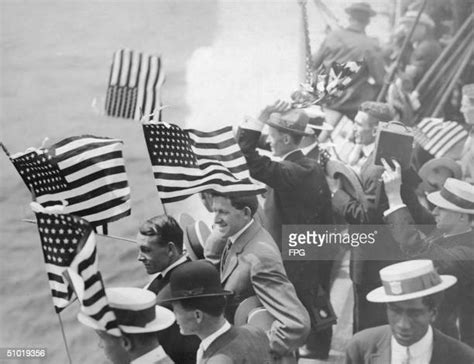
[391,325,433,364]
[131,345,173,364]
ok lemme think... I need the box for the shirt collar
[200,320,232,353]
[131,345,168,364]
[362,143,375,158]
[391,325,433,362]
[301,140,319,155]
[228,219,254,245]
[143,255,188,289]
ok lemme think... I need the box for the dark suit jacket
[386,207,474,346]
[237,128,333,250]
[201,325,273,364]
[148,258,200,364]
[331,152,434,285]
[221,220,310,356]
[345,325,474,364]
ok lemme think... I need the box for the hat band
[440,188,474,209]
[114,306,155,328]
[382,271,442,296]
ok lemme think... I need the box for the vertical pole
[57,313,73,364]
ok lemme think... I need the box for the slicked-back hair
[139,215,183,252]
[211,192,259,217]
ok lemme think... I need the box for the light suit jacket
[220,220,310,356]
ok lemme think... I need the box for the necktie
[402,347,411,364]
[220,239,232,275]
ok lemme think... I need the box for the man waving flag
[142,122,265,204]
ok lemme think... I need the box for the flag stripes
[10,136,131,226]
[415,118,468,158]
[105,49,164,122]
[143,123,265,203]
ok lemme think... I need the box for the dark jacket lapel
[203,327,238,361]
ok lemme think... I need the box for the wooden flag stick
[57,313,73,364]
[0,142,11,157]
[21,219,136,244]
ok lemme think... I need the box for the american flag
[414,118,468,158]
[10,136,131,226]
[105,49,165,122]
[34,208,121,336]
[142,122,266,204]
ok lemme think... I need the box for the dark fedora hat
[265,109,314,136]
[345,2,376,17]
[160,260,233,302]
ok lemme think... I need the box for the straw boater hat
[160,260,233,303]
[265,109,314,136]
[367,260,457,303]
[345,2,376,17]
[418,157,462,193]
[234,295,274,331]
[427,178,474,214]
[400,11,435,29]
[78,287,175,333]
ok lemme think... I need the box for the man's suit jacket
[345,324,474,364]
[237,128,333,251]
[148,258,200,364]
[201,325,273,364]
[220,220,310,356]
[331,152,434,286]
[386,207,474,347]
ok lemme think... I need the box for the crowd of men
[75,1,474,363]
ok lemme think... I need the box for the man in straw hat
[382,159,474,346]
[237,102,335,359]
[311,2,385,137]
[161,260,274,364]
[137,214,200,363]
[209,191,310,360]
[345,260,474,363]
[78,287,175,364]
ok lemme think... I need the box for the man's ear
[283,134,291,145]
[243,206,252,219]
[194,309,204,324]
[429,307,438,323]
[168,241,178,256]
[120,334,133,352]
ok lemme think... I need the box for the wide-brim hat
[178,213,210,260]
[427,177,474,214]
[265,109,313,136]
[160,260,233,303]
[418,157,462,193]
[325,160,367,209]
[78,287,175,333]
[400,11,435,28]
[367,260,457,303]
[345,2,376,17]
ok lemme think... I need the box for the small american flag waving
[10,136,131,226]
[142,122,266,204]
[105,49,165,121]
[33,203,121,336]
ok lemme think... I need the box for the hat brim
[307,122,334,131]
[184,221,209,261]
[325,160,367,207]
[159,290,234,304]
[265,119,314,136]
[366,275,457,303]
[427,191,474,214]
[419,158,462,180]
[78,305,175,333]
